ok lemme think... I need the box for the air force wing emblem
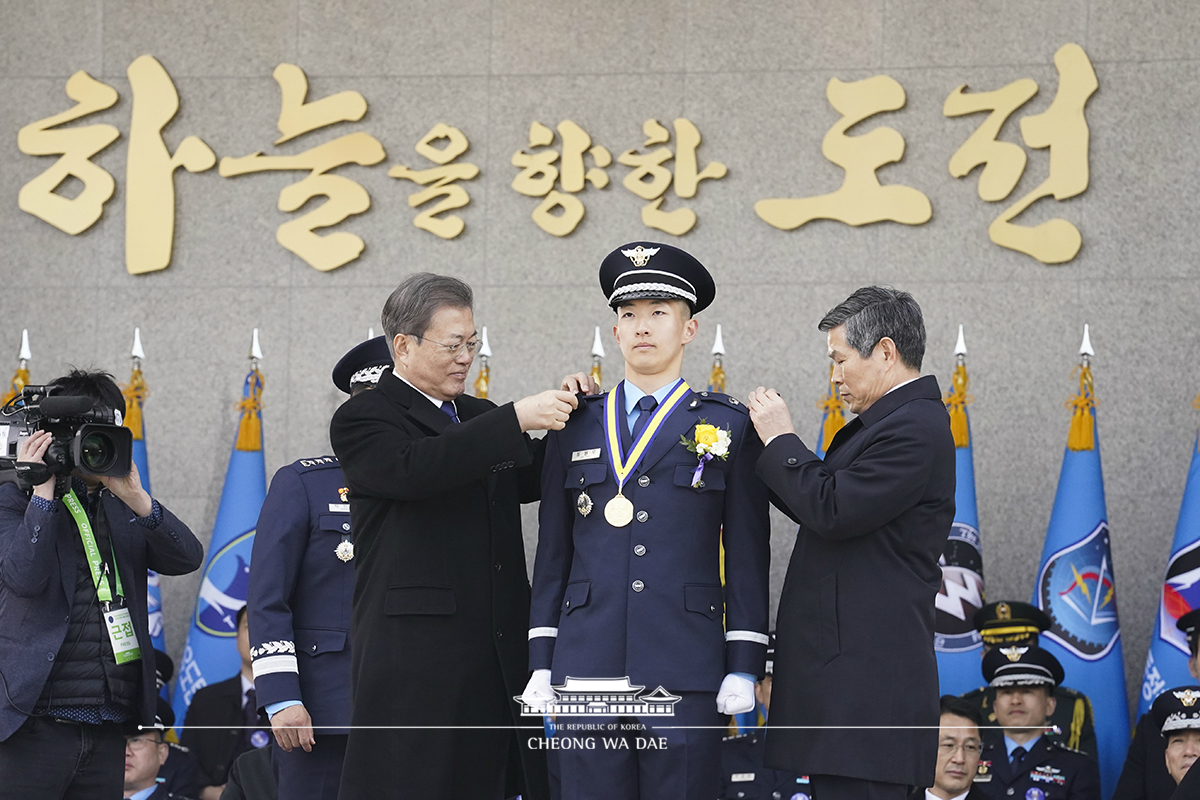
[1000,646,1028,662]
[622,246,660,267]
[1175,689,1200,707]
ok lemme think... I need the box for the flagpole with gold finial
[944,325,973,448]
[816,362,846,457]
[1067,324,1096,452]
[236,329,265,452]
[709,324,726,393]
[122,328,150,443]
[1,330,32,405]
[590,326,605,392]
[474,326,491,399]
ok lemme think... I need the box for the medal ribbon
[62,490,125,605]
[605,379,691,494]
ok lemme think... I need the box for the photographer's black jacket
[0,482,203,741]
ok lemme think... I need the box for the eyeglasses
[125,734,164,750]
[938,741,981,756]
[407,334,481,358]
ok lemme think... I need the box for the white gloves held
[716,673,756,715]
[521,669,555,712]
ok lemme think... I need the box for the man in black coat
[329,272,585,800]
[747,287,956,800]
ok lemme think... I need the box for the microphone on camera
[39,396,95,418]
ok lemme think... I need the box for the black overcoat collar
[825,374,941,457]
[377,369,453,435]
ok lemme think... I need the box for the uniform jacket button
[1006,790,1014,796]
[47,653,54,661]
[494,562,502,572]
[565,600,570,608]
[311,644,318,651]
[579,476,585,485]
[632,580,644,592]
[787,457,798,465]
[342,523,350,531]
[633,545,646,556]
[637,475,650,487]
[695,480,705,488]
[496,630,503,638]
[636,510,649,523]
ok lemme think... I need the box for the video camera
[0,385,132,486]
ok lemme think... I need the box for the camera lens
[79,431,117,473]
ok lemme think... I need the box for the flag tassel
[122,368,148,440]
[1,365,30,405]
[235,369,265,452]
[944,361,972,449]
[1066,365,1096,452]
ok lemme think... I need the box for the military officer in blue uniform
[961,602,1097,759]
[522,242,772,800]
[245,336,390,800]
[1149,684,1200,791]
[975,646,1100,800]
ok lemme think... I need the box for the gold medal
[604,494,634,527]
[335,540,355,562]
[576,490,593,517]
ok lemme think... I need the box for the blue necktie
[1010,745,1026,767]
[631,396,658,440]
[440,401,459,423]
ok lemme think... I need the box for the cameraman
[0,369,203,800]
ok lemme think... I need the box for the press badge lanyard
[62,490,142,665]
[601,379,690,527]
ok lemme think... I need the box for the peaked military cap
[332,335,392,394]
[1176,608,1200,654]
[974,600,1051,646]
[1151,686,1200,736]
[599,241,716,313]
[983,644,1064,688]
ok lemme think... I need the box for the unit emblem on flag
[195,531,255,636]
[1159,539,1200,655]
[934,522,984,653]
[1037,520,1120,659]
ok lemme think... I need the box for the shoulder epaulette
[723,732,750,742]
[293,456,340,471]
[689,391,749,414]
[1057,684,1084,698]
[1049,740,1087,755]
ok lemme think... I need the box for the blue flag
[935,359,985,696]
[123,365,167,695]
[171,367,266,732]
[1032,364,1128,799]
[1138,431,1200,717]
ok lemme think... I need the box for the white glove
[716,673,756,715]
[521,669,556,712]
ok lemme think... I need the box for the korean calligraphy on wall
[16,43,1097,274]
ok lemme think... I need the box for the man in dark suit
[330,272,583,800]
[245,335,389,800]
[920,695,990,800]
[974,646,1099,800]
[181,606,270,800]
[747,286,956,800]
[0,369,204,800]
[523,242,771,800]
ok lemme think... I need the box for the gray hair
[818,286,925,370]
[381,273,474,342]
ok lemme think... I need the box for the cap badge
[997,602,1012,620]
[1174,689,1200,707]
[338,487,349,503]
[621,245,660,267]
[1000,646,1028,662]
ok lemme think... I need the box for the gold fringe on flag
[817,365,845,446]
[0,366,30,405]
[943,362,973,449]
[709,358,726,394]
[235,368,265,452]
[121,368,149,441]
[474,361,489,399]
[1193,394,1200,453]
[1066,365,1096,452]
[590,361,602,394]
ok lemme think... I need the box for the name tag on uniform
[571,448,601,461]
[731,773,755,782]
[329,503,350,512]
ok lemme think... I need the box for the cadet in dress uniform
[961,602,1097,759]
[245,336,390,800]
[975,646,1100,800]
[522,242,772,800]
[721,636,813,800]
